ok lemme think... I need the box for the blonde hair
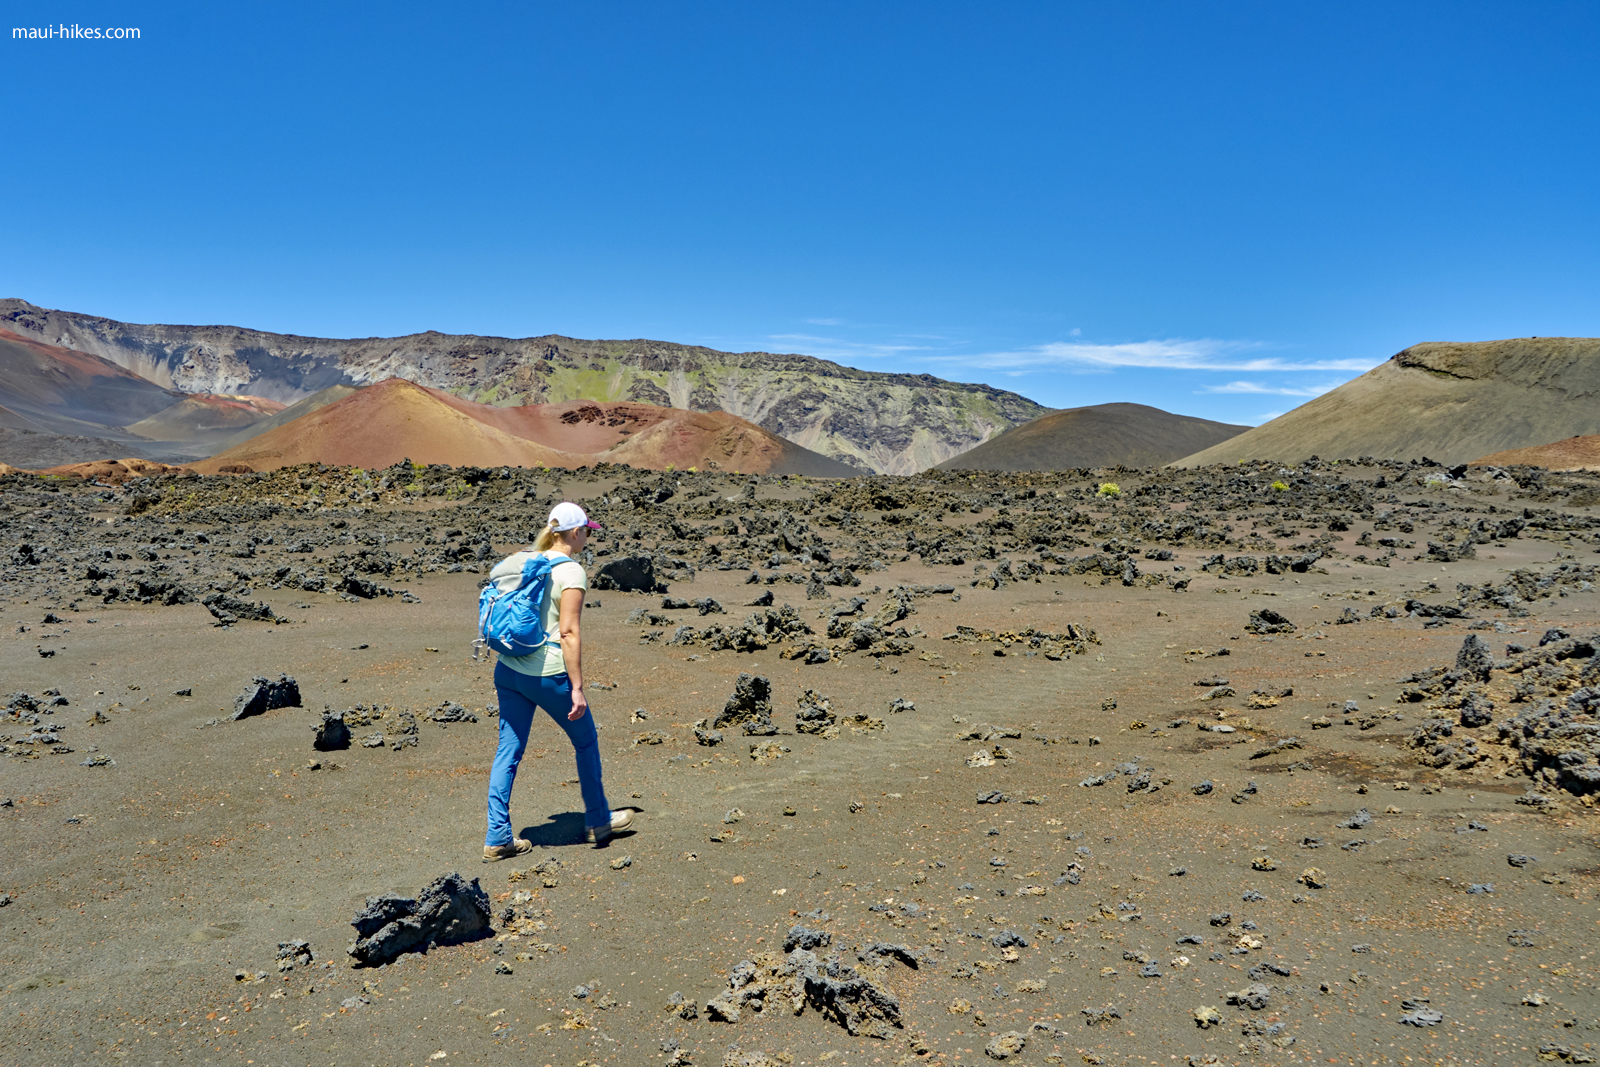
[531,521,561,553]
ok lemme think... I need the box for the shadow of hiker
[520,811,586,848]
[520,807,643,849]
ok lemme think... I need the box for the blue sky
[4,2,1597,424]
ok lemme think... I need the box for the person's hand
[568,686,589,721]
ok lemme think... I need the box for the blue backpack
[476,553,572,658]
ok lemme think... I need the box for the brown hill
[1175,337,1600,467]
[189,379,860,477]
[209,384,360,453]
[122,393,285,443]
[935,402,1248,472]
[0,327,179,437]
[37,457,197,485]
[1472,434,1600,471]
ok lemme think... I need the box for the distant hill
[189,378,861,477]
[0,427,182,470]
[1174,337,1600,467]
[36,457,197,485]
[0,298,1047,474]
[0,327,297,466]
[1472,433,1600,471]
[123,393,286,444]
[208,384,359,453]
[0,327,179,438]
[934,402,1248,471]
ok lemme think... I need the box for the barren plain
[3,459,1599,1067]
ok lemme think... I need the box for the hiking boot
[483,837,533,862]
[585,809,634,845]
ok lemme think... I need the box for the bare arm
[557,586,586,720]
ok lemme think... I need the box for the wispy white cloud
[1198,380,1340,397]
[764,332,935,361]
[953,338,1377,373]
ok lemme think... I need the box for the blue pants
[486,661,611,846]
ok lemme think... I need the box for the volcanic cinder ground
[3,460,1600,1067]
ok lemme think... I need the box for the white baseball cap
[548,502,601,533]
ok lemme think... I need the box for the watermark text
[14,24,141,40]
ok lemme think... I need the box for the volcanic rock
[983,1030,1027,1059]
[794,689,838,737]
[1245,609,1296,635]
[311,710,351,750]
[594,555,668,593]
[347,872,492,966]
[233,674,302,720]
[1455,634,1494,682]
[714,674,775,735]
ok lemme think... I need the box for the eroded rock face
[347,872,491,966]
[1395,337,1600,384]
[233,674,301,720]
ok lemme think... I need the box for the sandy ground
[3,466,1599,1067]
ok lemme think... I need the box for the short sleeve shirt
[488,550,587,677]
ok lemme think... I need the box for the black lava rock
[347,872,492,966]
[312,710,351,750]
[233,674,302,720]
[593,555,667,593]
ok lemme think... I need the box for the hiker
[482,502,633,858]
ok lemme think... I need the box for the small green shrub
[1097,482,1121,498]
[1271,480,1290,492]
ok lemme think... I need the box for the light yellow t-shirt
[488,550,588,677]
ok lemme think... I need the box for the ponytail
[531,522,560,553]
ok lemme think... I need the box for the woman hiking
[483,502,634,858]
